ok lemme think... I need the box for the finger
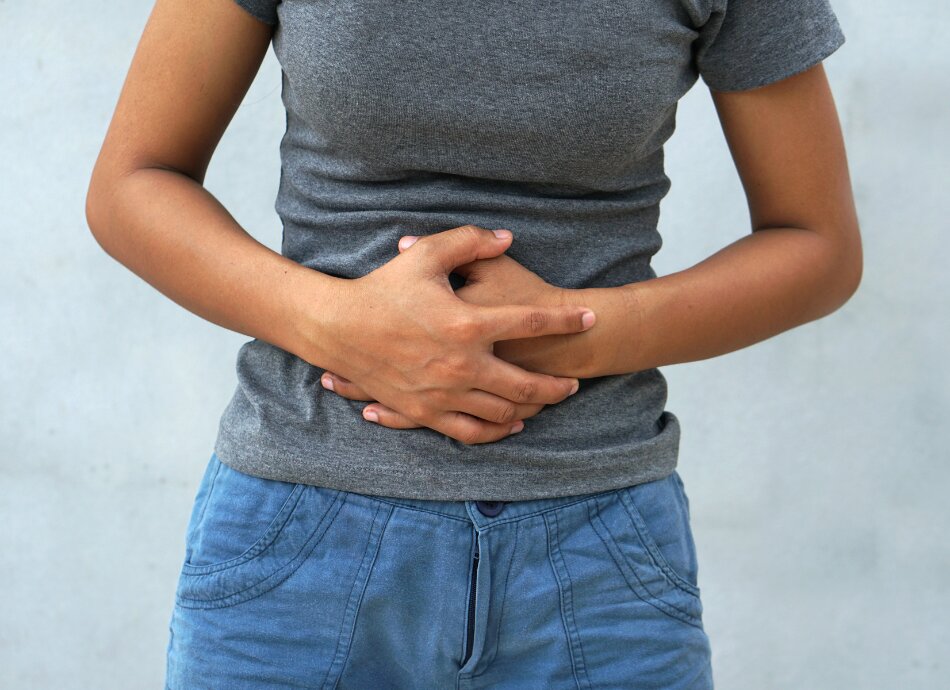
[449,389,547,426]
[361,404,423,429]
[439,242,508,280]
[411,225,513,276]
[397,235,420,252]
[448,254,493,280]
[401,235,483,284]
[427,410,526,446]
[472,302,596,342]
[476,354,581,405]
[320,372,375,401]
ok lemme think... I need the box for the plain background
[2,1,947,687]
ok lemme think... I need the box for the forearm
[85,167,344,364]
[556,226,861,378]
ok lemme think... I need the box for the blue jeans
[165,452,713,689]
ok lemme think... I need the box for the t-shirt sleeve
[694,0,846,92]
[230,0,280,26]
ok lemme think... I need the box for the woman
[86,0,861,687]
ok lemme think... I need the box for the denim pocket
[618,470,700,597]
[588,470,703,627]
[175,452,344,609]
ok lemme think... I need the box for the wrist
[287,268,354,370]
[550,286,601,378]
[556,283,649,377]
[615,281,648,374]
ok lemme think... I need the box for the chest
[273,0,700,184]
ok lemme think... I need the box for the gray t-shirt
[215,0,846,500]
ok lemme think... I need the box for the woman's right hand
[298,225,596,445]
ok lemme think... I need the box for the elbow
[84,186,105,248]
[844,246,863,301]
[85,164,127,257]
[826,219,864,312]
[839,221,864,303]
[85,167,111,250]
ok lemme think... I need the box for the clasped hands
[309,225,596,445]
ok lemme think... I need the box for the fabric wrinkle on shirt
[214,0,847,501]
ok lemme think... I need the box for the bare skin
[84,0,598,446]
[87,0,861,440]
[322,63,863,430]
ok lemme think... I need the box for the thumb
[398,235,420,252]
[410,225,512,275]
[447,256,487,280]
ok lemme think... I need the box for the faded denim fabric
[166,452,713,688]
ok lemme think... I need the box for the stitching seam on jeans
[467,519,524,681]
[176,490,345,608]
[370,498,473,523]
[618,488,701,597]
[181,483,306,575]
[587,498,703,629]
[324,501,394,690]
[544,511,593,690]
[194,455,223,529]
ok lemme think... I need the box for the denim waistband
[341,484,626,529]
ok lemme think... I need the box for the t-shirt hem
[211,420,681,502]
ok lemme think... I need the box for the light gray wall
[1,1,946,688]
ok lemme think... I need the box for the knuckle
[446,352,472,376]
[428,387,451,407]
[443,314,480,343]
[493,402,518,425]
[523,309,548,334]
[337,381,358,397]
[513,379,538,403]
[456,424,483,446]
[411,236,436,259]
[528,403,546,417]
[430,352,471,382]
[456,224,484,241]
[404,400,431,423]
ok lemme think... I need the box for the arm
[321,62,863,425]
[569,61,863,377]
[442,61,863,378]
[85,0,317,361]
[399,62,863,379]
[85,0,595,445]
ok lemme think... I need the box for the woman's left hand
[321,233,587,430]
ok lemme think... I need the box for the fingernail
[581,310,596,329]
[510,420,524,434]
[493,228,512,240]
[321,375,334,391]
[363,408,379,422]
[569,380,579,395]
[399,235,420,249]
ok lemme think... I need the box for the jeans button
[475,500,505,517]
